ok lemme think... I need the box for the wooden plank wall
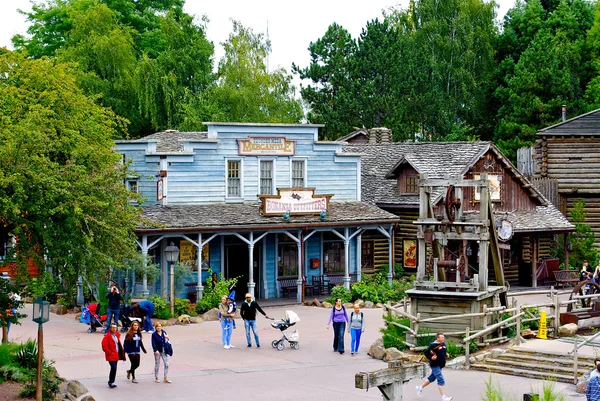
[395,209,419,276]
[530,178,559,208]
[543,138,600,194]
[567,196,600,248]
[361,230,390,274]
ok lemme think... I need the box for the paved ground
[6,292,586,401]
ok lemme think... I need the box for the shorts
[427,366,445,386]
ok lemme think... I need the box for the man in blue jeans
[105,285,122,333]
[416,332,453,401]
[139,299,155,333]
[240,293,269,348]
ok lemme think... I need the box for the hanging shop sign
[238,136,296,156]
[259,188,333,216]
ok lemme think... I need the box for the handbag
[164,339,173,357]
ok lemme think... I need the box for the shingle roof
[138,202,399,232]
[136,131,208,152]
[507,204,574,233]
[344,142,490,205]
[538,109,600,136]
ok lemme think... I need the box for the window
[361,241,374,271]
[278,236,298,277]
[259,160,273,194]
[323,232,344,274]
[406,175,418,193]
[227,160,241,197]
[126,179,138,193]
[291,160,305,188]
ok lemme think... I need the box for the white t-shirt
[591,369,599,379]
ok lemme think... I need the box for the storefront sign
[238,136,295,156]
[259,188,333,216]
[403,239,417,268]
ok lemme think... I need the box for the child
[227,290,237,329]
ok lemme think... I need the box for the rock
[490,349,506,358]
[23,296,33,304]
[313,298,321,308]
[475,353,488,362]
[50,304,69,315]
[375,303,384,308]
[344,303,354,309]
[304,300,313,306]
[369,345,386,360]
[66,380,88,398]
[202,308,220,321]
[72,307,81,314]
[522,328,535,339]
[322,302,332,308]
[447,356,466,369]
[469,356,476,363]
[177,314,191,324]
[576,380,589,394]
[81,396,96,401]
[558,323,578,337]
[189,316,204,324]
[383,347,405,361]
[364,301,374,308]
[356,299,365,308]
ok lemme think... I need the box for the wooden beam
[417,231,490,241]
[355,363,425,389]
[488,198,507,307]
[420,178,489,188]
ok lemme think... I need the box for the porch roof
[137,201,399,233]
[507,203,575,233]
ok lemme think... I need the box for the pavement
[6,293,588,401]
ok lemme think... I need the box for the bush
[0,342,19,368]
[174,298,197,317]
[325,285,352,304]
[19,365,60,401]
[14,340,38,370]
[349,272,412,304]
[380,311,409,350]
[446,340,461,359]
[148,294,172,319]
[196,269,239,314]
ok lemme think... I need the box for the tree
[0,279,26,344]
[181,20,303,128]
[0,51,140,293]
[568,199,599,268]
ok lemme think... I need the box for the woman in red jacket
[101,323,126,388]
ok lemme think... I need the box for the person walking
[326,298,348,354]
[101,323,126,389]
[587,363,600,401]
[105,285,122,332]
[240,293,269,348]
[348,304,365,355]
[416,332,453,401]
[123,321,147,383]
[151,322,171,383]
[6,293,20,341]
[139,299,155,333]
[219,295,234,349]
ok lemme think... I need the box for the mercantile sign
[238,136,296,156]
[258,188,333,216]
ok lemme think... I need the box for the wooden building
[534,109,600,249]
[343,134,574,287]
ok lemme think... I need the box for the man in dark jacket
[240,293,269,348]
[416,333,452,401]
[105,285,123,333]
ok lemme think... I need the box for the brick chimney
[367,127,392,144]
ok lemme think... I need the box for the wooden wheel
[444,186,461,222]
[567,280,600,311]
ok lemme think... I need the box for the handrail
[568,330,600,355]
[463,312,525,342]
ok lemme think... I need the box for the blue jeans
[106,308,120,328]
[244,320,260,346]
[350,328,362,353]
[221,318,233,346]
[6,308,16,338]
[332,321,345,352]
[427,366,446,386]
[140,301,154,332]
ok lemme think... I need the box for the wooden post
[564,234,570,270]
[414,313,421,345]
[479,174,489,292]
[516,302,521,346]
[482,305,488,344]
[465,327,470,370]
[355,362,426,401]
[554,288,561,337]
[574,338,579,385]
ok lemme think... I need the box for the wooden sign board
[238,136,296,156]
[258,188,333,216]
[157,179,164,200]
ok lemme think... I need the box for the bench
[278,277,298,298]
[553,270,580,289]
[326,275,357,293]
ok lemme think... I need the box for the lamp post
[164,242,180,316]
[32,297,49,401]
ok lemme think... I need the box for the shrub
[380,311,409,350]
[416,329,436,348]
[14,340,38,370]
[174,298,197,317]
[20,365,60,401]
[349,272,412,304]
[196,269,239,314]
[0,342,19,368]
[446,340,461,359]
[148,294,172,319]
[325,285,352,304]
[0,365,24,383]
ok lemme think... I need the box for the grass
[481,376,567,401]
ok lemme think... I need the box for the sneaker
[142,330,148,333]
[164,377,171,384]
[247,344,252,348]
[108,383,117,389]
[442,397,453,401]
[155,378,160,383]
[131,379,138,384]
[126,370,131,380]
[416,385,423,397]
[257,344,260,348]
[224,345,230,349]
[351,352,354,355]
[229,344,235,348]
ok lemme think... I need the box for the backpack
[350,311,363,321]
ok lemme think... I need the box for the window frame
[322,232,345,274]
[290,158,307,188]
[125,178,139,193]
[258,158,276,195]
[225,158,244,200]
[405,175,418,194]
[277,235,298,277]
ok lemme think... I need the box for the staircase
[470,347,595,383]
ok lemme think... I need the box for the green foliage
[195,269,239,314]
[0,279,26,329]
[0,365,25,383]
[26,272,62,302]
[446,340,461,359]
[327,285,352,304]
[522,307,541,331]
[20,365,61,401]
[124,253,161,286]
[349,273,412,304]
[416,329,436,348]
[174,298,196,317]
[14,340,38,371]
[147,294,171,319]
[173,261,194,294]
[568,199,599,268]
[380,311,409,350]
[482,376,566,401]
[0,343,19,368]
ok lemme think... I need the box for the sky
[0,0,515,83]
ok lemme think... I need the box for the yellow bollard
[537,311,547,339]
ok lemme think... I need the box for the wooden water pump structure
[406,173,508,343]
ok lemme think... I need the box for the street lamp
[32,296,49,401]
[164,242,180,316]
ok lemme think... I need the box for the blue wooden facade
[116,123,398,301]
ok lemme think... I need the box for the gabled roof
[135,131,208,152]
[537,109,600,136]
[337,128,368,142]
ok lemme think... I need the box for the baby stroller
[270,310,300,351]
[87,303,107,333]
[119,304,142,333]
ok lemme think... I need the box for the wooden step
[470,363,575,383]
[509,346,596,364]
[497,352,594,368]
[484,358,589,375]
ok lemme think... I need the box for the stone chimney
[367,127,392,144]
